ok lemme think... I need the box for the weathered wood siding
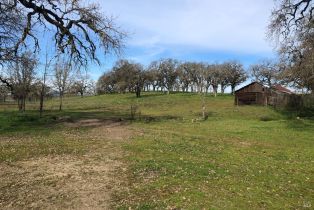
[269,93,313,109]
[235,82,269,105]
[236,83,265,94]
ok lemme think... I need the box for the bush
[259,115,275,121]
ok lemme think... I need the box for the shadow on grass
[126,91,225,99]
[0,111,57,135]
[274,106,314,131]
[285,119,314,131]
[275,106,314,119]
[125,92,165,100]
[0,108,182,135]
[0,108,129,135]
[136,115,182,123]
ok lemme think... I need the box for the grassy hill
[0,93,313,209]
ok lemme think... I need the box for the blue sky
[85,0,277,80]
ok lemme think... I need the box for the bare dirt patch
[64,118,135,142]
[0,155,122,209]
[64,118,125,128]
[0,120,133,209]
[90,123,134,142]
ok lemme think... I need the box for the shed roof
[272,84,293,94]
[235,82,265,93]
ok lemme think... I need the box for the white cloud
[98,0,275,57]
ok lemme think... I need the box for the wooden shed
[268,85,295,107]
[235,82,270,105]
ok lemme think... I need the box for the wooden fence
[269,94,314,109]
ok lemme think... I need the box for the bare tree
[224,61,247,94]
[0,0,25,64]
[39,51,55,117]
[250,59,280,87]
[192,63,206,94]
[8,51,37,111]
[177,63,192,92]
[97,72,117,94]
[1,0,125,89]
[178,62,205,93]
[217,65,229,94]
[53,59,72,111]
[87,80,97,96]
[146,62,160,92]
[158,59,179,94]
[269,0,313,51]
[284,53,314,91]
[72,72,91,97]
[132,63,145,98]
[0,84,10,102]
[203,64,212,94]
[269,0,314,91]
[111,59,144,97]
[206,64,221,97]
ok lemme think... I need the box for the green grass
[0,92,313,209]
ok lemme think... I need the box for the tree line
[0,52,96,111]
[97,59,247,97]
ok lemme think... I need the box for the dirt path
[0,119,132,209]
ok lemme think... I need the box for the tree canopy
[269,0,314,91]
[0,0,125,65]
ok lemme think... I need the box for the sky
[90,0,277,80]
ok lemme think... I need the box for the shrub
[259,115,274,121]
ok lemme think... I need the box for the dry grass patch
[0,119,134,209]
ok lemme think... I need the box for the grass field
[0,93,313,209]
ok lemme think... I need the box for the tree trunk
[136,83,141,98]
[231,85,235,95]
[39,91,44,117]
[23,96,26,112]
[221,86,225,94]
[197,85,201,94]
[205,85,210,94]
[310,84,314,94]
[213,86,218,97]
[59,94,63,111]
[18,97,23,111]
[268,79,272,88]
[202,93,206,120]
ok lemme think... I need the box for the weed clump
[130,105,141,121]
[259,115,275,121]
